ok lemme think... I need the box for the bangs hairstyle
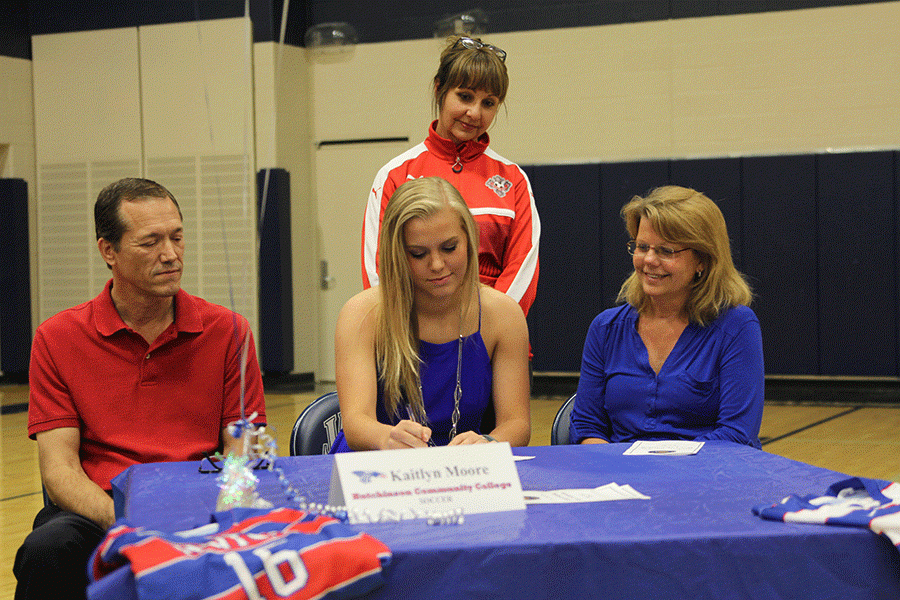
[377,177,480,421]
[617,185,752,326]
[433,35,509,116]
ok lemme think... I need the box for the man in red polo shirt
[14,177,267,600]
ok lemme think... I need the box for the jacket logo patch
[485,175,512,198]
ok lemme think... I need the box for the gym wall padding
[257,168,294,374]
[816,151,896,376]
[742,154,818,376]
[0,178,32,376]
[522,164,602,373]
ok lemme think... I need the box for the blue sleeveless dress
[329,316,492,452]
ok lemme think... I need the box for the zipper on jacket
[452,155,463,173]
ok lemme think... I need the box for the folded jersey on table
[753,476,900,548]
[88,506,392,600]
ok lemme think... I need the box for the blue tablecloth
[103,442,900,599]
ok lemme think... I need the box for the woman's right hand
[385,419,432,449]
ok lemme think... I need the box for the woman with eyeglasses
[570,186,764,448]
[362,35,540,319]
[333,177,531,451]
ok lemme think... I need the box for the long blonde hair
[618,185,752,325]
[377,177,480,420]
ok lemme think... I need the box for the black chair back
[550,394,576,445]
[289,391,342,455]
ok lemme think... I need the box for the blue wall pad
[257,168,294,374]
[0,178,32,376]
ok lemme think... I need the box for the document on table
[623,440,704,456]
[523,482,650,504]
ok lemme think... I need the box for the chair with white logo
[289,391,342,455]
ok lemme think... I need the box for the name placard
[328,442,524,523]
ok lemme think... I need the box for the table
[106,442,900,599]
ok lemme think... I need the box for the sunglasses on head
[453,36,506,62]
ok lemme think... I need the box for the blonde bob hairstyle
[377,176,481,421]
[433,35,509,117]
[618,185,752,326]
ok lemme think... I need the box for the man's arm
[220,316,267,439]
[221,426,257,457]
[37,427,115,529]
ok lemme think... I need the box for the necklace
[449,333,463,441]
[417,332,463,446]
[416,301,465,445]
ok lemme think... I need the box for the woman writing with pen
[333,177,531,451]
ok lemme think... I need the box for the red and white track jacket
[361,122,540,315]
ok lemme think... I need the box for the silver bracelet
[482,434,498,442]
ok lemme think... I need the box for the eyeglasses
[198,452,270,473]
[627,241,693,260]
[454,37,507,62]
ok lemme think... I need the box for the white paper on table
[523,482,650,504]
[623,440,704,456]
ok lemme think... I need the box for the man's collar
[94,279,202,337]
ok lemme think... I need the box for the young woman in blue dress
[332,177,531,451]
[570,185,764,448]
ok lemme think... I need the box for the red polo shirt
[28,280,266,490]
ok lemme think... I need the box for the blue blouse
[570,303,764,448]
[330,330,493,452]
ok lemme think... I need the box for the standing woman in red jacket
[362,35,540,317]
